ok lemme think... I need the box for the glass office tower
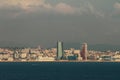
[57,41,63,60]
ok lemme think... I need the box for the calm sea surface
[0,62,120,80]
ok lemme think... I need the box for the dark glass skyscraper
[57,41,63,60]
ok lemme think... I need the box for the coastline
[0,60,120,63]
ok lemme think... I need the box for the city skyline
[0,41,120,62]
[0,0,120,47]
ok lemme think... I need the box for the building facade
[57,41,63,60]
[80,43,88,60]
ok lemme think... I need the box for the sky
[0,0,120,47]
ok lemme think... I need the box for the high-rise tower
[80,43,88,60]
[57,41,63,60]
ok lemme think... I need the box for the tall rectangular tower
[57,41,63,60]
[80,43,88,60]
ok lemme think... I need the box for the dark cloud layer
[0,0,120,47]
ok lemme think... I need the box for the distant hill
[0,41,29,48]
[0,41,120,51]
[63,43,120,51]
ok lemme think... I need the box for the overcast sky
[0,0,120,47]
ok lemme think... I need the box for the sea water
[0,62,120,80]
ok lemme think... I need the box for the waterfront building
[57,41,64,60]
[67,54,78,60]
[30,53,38,60]
[74,50,80,54]
[2,53,10,60]
[80,43,88,60]
[20,53,28,59]
[37,56,55,61]
[28,49,31,54]
[13,51,19,60]
[100,55,113,61]
[8,57,14,61]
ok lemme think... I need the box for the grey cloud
[0,0,105,17]
[113,2,120,14]
[0,0,120,47]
